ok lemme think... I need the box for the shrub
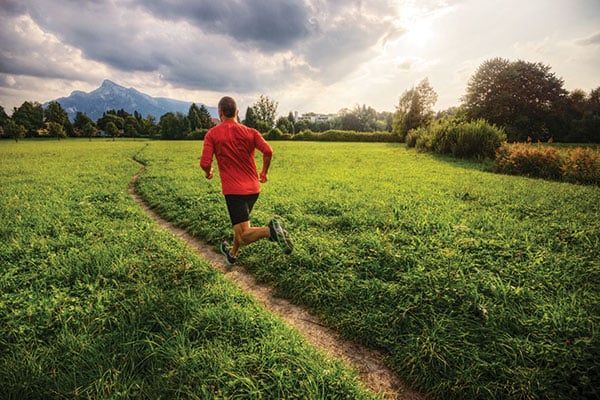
[292,129,400,142]
[495,142,563,180]
[186,128,208,140]
[561,147,600,185]
[495,143,600,185]
[405,130,418,148]
[413,126,435,152]
[410,118,506,159]
[264,127,292,140]
[452,119,506,158]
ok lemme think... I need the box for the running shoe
[268,215,293,254]
[220,241,236,266]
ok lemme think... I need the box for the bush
[453,120,506,158]
[292,129,400,143]
[405,130,418,148]
[495,142,562,180]
[264,127,292,140]
[186,128,209,140]
[561,147,600,185]
[411,118,506,159]
[414,126,435,152]
[495,143,600,185]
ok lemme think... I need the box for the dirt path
[128,169,424,400]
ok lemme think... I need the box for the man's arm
[200,134,214,179]
[202,164,214,179]
[259,153,272,183]
[255,130,273,183]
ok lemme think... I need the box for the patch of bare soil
[129,169,424,400]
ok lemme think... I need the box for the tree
[276,116,293,133]
[0,105,8,128]
[243,106,258,129]
[12,101,44,137]
[462,58,568,141]
[338,108,360,131]
[73,112,94,136]
[589,87,600,115]
[188,103,202,131]
[392,78,438,140]
[567,86,600,142]
[115,108,132,120]
[198,104,215,129]
[159,112,186,139]
[4,119,26,142]
[294,118,311,133]
[378,111,393,132]
[568,89,588,116]
[47,121,66,140]
[287,111,296,134]
[45,101,73,137]
[83,122,97,141]
[124,115,140,138]
[105,121,120,140]
[339,104,378,132]
[252,95,278,130]
[97,112,124,132]
[140,115,158,137]
[44,101,68,125]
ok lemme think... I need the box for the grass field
[135,140,599,399]
[0,140,379,399]
[1,139,598,399]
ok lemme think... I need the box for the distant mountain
[48,80,217,121]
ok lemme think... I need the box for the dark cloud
[0,0,401,94]
[0,0,27,15]
[138,0,313,52]
[19,2,162,72]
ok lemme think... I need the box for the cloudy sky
[1,0,599,116]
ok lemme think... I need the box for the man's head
[218,96,238,120]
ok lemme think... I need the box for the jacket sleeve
[254,130,273,156]
[200,132,214,170]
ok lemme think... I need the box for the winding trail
[129,166,424,400]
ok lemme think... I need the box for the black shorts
[224,193,260,226]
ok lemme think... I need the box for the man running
[200,96,292,266]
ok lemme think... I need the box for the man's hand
[205,169,214,179]
[259,172,268,183]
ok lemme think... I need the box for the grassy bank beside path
[135,140,600,399]
[0,139,379,399]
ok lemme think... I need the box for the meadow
[0,140,378,399]
[1,139,598,399]
[135,140,599,399]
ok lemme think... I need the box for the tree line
[243,95,393,134]
[392,58,599,143]
[1,57,598,142]
[240,58,598,143]
[0,102,215,141]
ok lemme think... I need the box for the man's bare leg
[231,221,270,257]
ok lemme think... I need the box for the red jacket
[200,120,273,195]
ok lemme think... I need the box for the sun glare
[404,16,435,48]
[392,2,455,50]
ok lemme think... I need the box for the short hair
[218,96,237,118]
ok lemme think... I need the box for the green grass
[135,140,600,399]
[0,139,378,399]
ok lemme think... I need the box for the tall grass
[136,140,600,399]
[0,139,379,399]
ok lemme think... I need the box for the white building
[294,112,337,123]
